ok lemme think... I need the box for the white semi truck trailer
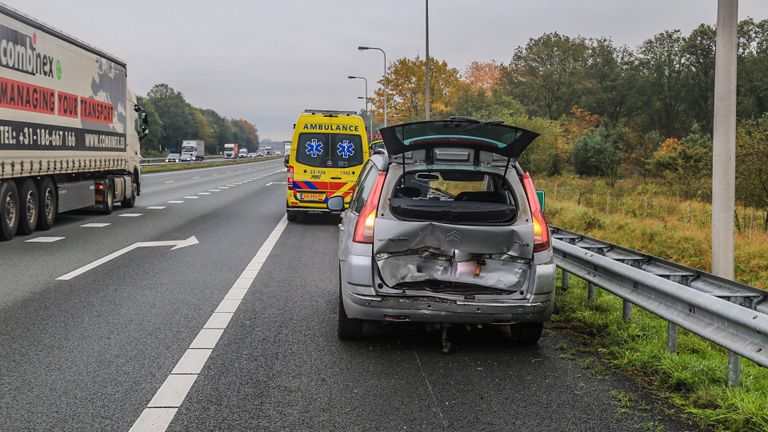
[0,3,148,240]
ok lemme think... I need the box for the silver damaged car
[327,118,556,348]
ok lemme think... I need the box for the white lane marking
[146,206,167,210]
[147,375,198,407]
[266,181,288,186]
[184,196,199,199]
[167,200,184,204]
[81,223,111,228]
[189,329,224,349]
[164,180,175,184]
[212,173,218,176]
[219,186,229,190]
[56,237,199,281]
[192,176,200,179]
[204,313,233,329]
[197,192,211,195]
[128,408,177,432]
[208,189,220,192]
[171,349,212,374]
[119,213,143,217]
[226,184,237,187]
[131,216,288,429]
[25,236,65,243]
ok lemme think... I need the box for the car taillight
[522,172,550,252]
[353,172,386,244]
[287,166,294,190]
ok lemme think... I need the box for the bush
[573,127,623,183]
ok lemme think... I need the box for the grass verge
[554,277,768,431]
[141,156,283,174]
[537,174,768,431]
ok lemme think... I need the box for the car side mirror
[284,154,289,168]
[134,104,149,139]
[327,195,345,212]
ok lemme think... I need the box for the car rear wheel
[337,267,363,340]
[511,322,543,345]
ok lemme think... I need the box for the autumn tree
[370,56,462,124]
[463,61,502,94]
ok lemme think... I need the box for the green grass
[554,274,768,431]
[141,156,282,174]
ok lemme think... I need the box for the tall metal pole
[348,76,370,138]
[357,46,388,127]
[382,49,387,127]
[424,0,431,120]
[712,0,739,386]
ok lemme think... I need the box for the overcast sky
[5,0,768,141]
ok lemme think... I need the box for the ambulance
[286,110,370,221]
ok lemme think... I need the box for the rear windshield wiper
[461,120,503,132]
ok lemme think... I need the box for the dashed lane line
[183,196,199,199]
[119,213,143,218]
[146,206,167,210]
[81,223,111,228]
[164,181,174,184]
[167,201,184,204]
[25,236,65,243]
[129,215,288,431]
[197,192,211,196]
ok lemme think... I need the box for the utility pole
[425,0,430,120]
[712,0,739,386]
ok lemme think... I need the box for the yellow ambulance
[286,110,370,221]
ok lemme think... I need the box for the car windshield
[295,133,364,168]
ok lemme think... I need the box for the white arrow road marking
[56,236,199,281]
[266,181,288,186]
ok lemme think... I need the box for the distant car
[275,151,282,155]
[327,118,554,344]
[166,153,180,163]
[179,153,194,162]
[369,139,385,153]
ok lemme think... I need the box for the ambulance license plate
[299,192,325,202]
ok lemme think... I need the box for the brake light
[522,172,550,252]
[353,172,386,244]
[287,166,294,190]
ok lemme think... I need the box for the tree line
[138,83,259,156]
[366,18,768,224]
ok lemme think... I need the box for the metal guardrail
[550,226,768,385]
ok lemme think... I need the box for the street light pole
[712,0,739,386]
[357,46,388,127]
[425,0,430,120]
[348,75,371,138]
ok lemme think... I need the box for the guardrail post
[587,283,596,301]
[728,351,741,387]
[561,270,570,290]
[622,300,632,321]
[667,321,677,354]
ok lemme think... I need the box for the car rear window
[296,133,364,168]
[389,170,518,224]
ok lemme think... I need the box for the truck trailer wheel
[102,180,114,215]
[16,179,38,235]
[37,177,57,231]
[0,181,20,240]
[121,181,136,208]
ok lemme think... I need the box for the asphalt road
[0,159,703,431]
